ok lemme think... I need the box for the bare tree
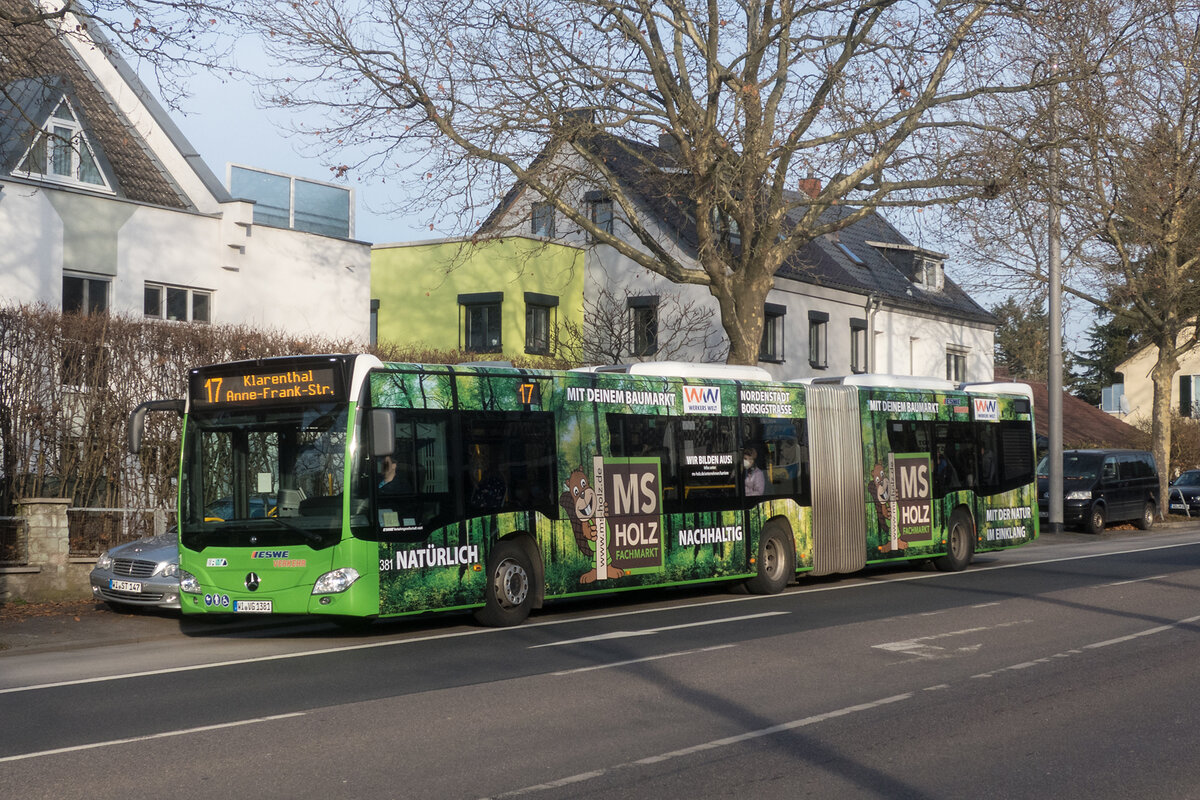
[944,0,1200,509]
[558,286,728,365]
[245,0,1054,364]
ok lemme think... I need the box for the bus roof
[573,361,774,381]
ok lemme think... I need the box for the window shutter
[1181,375,1192,417]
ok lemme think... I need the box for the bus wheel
[475,540,535,627]
[935,510,974,572]
[745,524,794,595]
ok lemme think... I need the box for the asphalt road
[4,527,1200,799]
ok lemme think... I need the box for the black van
[1037,449,1158,534]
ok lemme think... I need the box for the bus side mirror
[371,409,395,457]
[128,399,185,455]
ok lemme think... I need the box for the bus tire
[475,540,536,627]
[935,509,974,572]
[745,523,794,595]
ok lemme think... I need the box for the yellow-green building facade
[371,236,585,362]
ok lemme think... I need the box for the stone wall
[0,498,94,604]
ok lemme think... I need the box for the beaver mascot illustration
[559,466,625,584]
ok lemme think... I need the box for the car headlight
[95,552,113,571]
[160,562,179,578]
[179,569,201,594]
[312,567,360,595]
[1065,491,1093,501]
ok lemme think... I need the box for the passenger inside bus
[743,446,765,496]
[469,448,507,511]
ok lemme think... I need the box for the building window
[144,283,211,323]
[917,257,944,291]
[946,346,968,382]
[808,311,828,369]
[460,292,503,353]
[587,191,614,239]
[229,165,352,238]
[16,99,111,190]
[760,303,786,363]
[850,319,868,373]
[1180,375,1200,418]
[531,202,555,238]
[628,295,659,357]
[62,274,109,316]
[370,299,380,347]
[524,292,558,355]
[1101,383,1126,414]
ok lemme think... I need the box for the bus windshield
[180,402,350,550]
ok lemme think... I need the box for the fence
[67,507,170,557]
[0,516,28,566]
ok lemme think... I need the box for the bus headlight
[179,569,201,594]
[313,567,360,595]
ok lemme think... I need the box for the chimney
[798,173,822,198]
[658,132,680,155]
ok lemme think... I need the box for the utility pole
[1047,57,1064,534]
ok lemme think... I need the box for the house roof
[1024,380,1146,450]
[481,128,994,326]
[0,0,195,209]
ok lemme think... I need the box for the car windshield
[1037,453,1102,479]
[1173,471,1200,487]
[180,402,350,549]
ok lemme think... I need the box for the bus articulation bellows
[128,354,1039,626]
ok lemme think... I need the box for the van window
[1119,453,1155,480]
[1102,457,1118,480]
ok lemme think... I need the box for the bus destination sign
[192,366,340,408]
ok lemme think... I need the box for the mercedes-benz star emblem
[245,572,261,592]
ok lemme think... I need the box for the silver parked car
[89,529,180,610]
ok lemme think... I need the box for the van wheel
[474,540,536,627]
[745,523,794,594]
[1086,502,1107,535]
[1135,501,1155,531]
[935,509,974,572]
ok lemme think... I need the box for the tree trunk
[1150,346,1179,520]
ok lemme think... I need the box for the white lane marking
[4,538,1199,695]
[0,712,305,763]
[1103,574,1168,587]
[483,693,912,799]
[873,620,1032,661]
[1083,613,1200,649]
[552,644,736,675]
[972,613,1200,678]
[530,611,788,647]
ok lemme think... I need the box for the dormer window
[15,98,112,191]
[916,256,944,291]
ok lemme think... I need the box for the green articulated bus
[128,354,1039,626]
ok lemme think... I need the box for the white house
[0,5,370,339]
[480,130,995,381]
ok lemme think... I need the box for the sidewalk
[3,521,1198,656]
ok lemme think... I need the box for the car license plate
[1171,503,1185,511]
[110,579,142,593]
[234,600,272,613]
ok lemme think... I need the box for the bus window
[461,411,557,518]
[740,417,810,504]
[933,422,973,495]
[367,413,452,536]
[677,416,738,510]
[996,421,1035,492]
